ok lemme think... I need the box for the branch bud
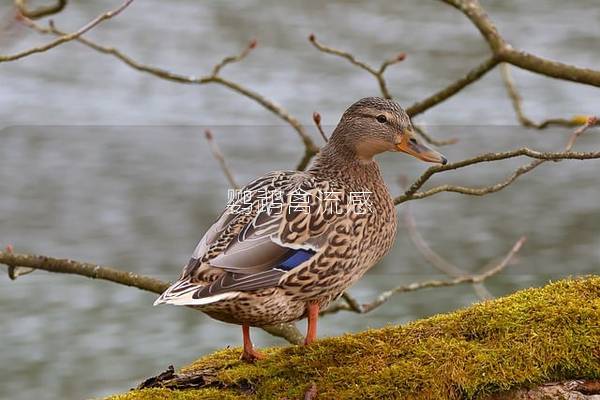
[313,112,321,125]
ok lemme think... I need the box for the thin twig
[211,39,257,77]
[413,125,459,147]
[308,32,497,125]
[564,116,598,150]
[312,112,328,143]
[395,116,598,204]
[500,63,583,129]
[361,236,526,313]
[406,56,499,117]
[209,75,319,170]
[1,0,134,62]
[322,236,526,315]
[400,190,493,300]
[21,20,319,171]
[204,129,239,189]
[0,250,303,345]
[309,33,406,99]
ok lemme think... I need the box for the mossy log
[108,277,600,399]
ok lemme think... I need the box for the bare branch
[211,38,257,76]
[322,236,526,315]
[395,117,598,204]
[0,250,303,344]
[441,0,600,87]
[500,63,585,129]
[504,48,600,88]
[262,324,303,345]
[413,125,459,147]
[3,244,35,279]
[564,116,598,151]
[0,250,168,293]
[22,20,320,171]
[406,56,499,117]
[204,129,239,189]
[401,199,493,300]
[208,75,319,170]
[340,291,363,313]
[309,33,406,99]
[407,0,600,119]
[296,147,317,171]
[1,0,133,62]
[360,236,525,313]
[312,112,328,143]
[440,0,505,53]
[394,149,600,203]
[14,0,67,19]
[402,159,543,201]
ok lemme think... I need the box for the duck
[154,97,447,362]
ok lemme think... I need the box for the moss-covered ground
[108,276,600,399]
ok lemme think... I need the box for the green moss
[108,276,600,400]
[107,388,248,400]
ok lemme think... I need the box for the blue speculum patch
[278,249,316,271]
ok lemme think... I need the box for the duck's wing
[154,171,342,306]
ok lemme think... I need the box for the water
[1,1,599,399]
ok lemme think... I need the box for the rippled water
[1,1,599,399]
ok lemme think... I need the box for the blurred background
[1,0,599,398]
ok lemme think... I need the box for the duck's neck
[308,136,385,191]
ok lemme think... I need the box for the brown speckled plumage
[155,97,446,344]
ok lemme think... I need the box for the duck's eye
[376,114,387,123]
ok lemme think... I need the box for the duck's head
[330,97,447,164]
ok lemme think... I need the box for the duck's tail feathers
[153,280,238,306]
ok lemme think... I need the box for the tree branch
[413,124,459,147]
[503,48,600,87]
[211,38,256,76]
[500,63,589,129]
[1,0,133,62]
[204,129,239,189]
[0,250,303,345]
[406,56,499,117]
[309,33,405,99]
[441,0,600,87]
[21,20,320,171]
[308,34,454,145]
[0,250,168,293]
[322,236,526,315]
[401,197,493,300]
[395,117,599,204]
[440,0,505,53]
[406,0,600,119]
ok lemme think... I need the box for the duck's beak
[395,129,447,165]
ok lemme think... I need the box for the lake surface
[1,1,599,399]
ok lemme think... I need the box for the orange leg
[241,324,264,362]
[304,302,319,345]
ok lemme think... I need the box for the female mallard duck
[154,97,446,361]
